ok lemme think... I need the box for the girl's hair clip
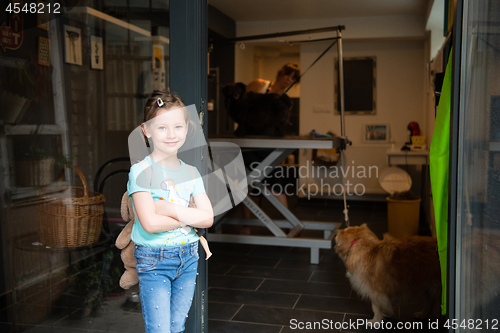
[157,98,164,107]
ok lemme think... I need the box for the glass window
[456,0,500,325]
[0,1,169,331]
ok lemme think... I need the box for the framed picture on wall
[64,25,82,65]
[152,40,166,90]
[363,124,389,143]
[38,37,50,66]
[335,57,376,115]
[90,36,103,70]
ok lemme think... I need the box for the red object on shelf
[407,122,421,136]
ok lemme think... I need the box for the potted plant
[1,56,51,124]
[0,61,35,124]
[15,125,55,187]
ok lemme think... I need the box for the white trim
[71,7,151,37]
[490,142,500,151]
[135,36,170,44]
[5,125,64,135]
[208,137,333,149]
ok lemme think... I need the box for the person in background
[246,63,300,95]
[240,63,300,234]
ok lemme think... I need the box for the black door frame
[170,1,208,332]
[448,0,463,325]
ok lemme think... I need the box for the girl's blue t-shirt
[127,156,205,247]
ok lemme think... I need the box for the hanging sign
[90,36,103,70]
[152,39,165,90]
[0,2,24,52]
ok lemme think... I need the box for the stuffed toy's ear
[119,243,139,289]
[116,191,139,289]
[188,195,196,208]
[116,221,134,249]
[120,192,130,221]
[116,191,135,249]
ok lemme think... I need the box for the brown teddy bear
[115,192,139,289]
[115,191,212,289]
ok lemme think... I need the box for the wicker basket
[36,165,105,248]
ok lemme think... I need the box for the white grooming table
[207,136,341,264]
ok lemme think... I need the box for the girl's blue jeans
[134,241,199,333]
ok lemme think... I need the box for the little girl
[127,91,213,333]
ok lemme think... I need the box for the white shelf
[5,124,64,135]
[11,181,70,202]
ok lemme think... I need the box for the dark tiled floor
[0,199,440,333]
[0,292,145,333]
[206,198,442,333]
[208,200,366,332]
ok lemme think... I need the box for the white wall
[298,39,426,195]
[425,0,446,61]
[425,0,446,147]
[234,17,428,196]
[430,30,446,61]
[235,43,255,86]
[300,40,425,142]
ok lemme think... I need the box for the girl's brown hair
[143,90,186,123]
[142,90,195,146]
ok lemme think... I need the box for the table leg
[241,195,286,237]
[242,148,302,236]
[261,185,304,230]
[247,148,294,182]
[310,247,320,264]
[207,140,340,263]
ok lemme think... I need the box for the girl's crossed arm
[155,193,213,229]
[132,191,182,233]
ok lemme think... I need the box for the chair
[94,157,132,237]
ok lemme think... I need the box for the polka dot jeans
[134,242,199,333]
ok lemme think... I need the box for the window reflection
[458,0,500,325]
[0,1,169,331]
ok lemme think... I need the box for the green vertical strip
[430,50,453,315]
